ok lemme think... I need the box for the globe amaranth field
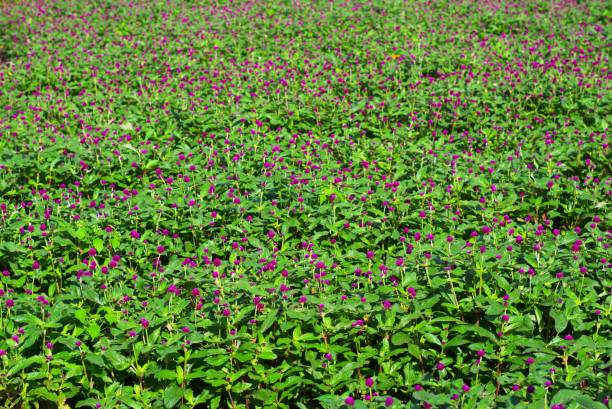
[0,0,610,408]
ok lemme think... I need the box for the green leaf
[8,356,44,376]
[155,370,178,381]
[423,333,441,345]
[93,238,104,253]
[75,308,88,324]
[258,350,277,360]
[253,389,277,404]
[391,332,410,346]
[85,352,105,367]
[231,382,252,393]
[164,383,183,408]
[30,387,57,402]
[104,350,130,371]
[331,362,359,386]
[207,355,229,366]
[259,313,276,334]
[550,310,568,333]
[552,389,606,409]
[445,335,469,347]
[76,398,101,408]
[86,322,101,339]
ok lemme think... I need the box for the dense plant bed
[0,0,610,408]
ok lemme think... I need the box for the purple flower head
[344,396,355,406]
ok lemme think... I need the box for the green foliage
[0,0,609,408]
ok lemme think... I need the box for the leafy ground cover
[0,0,610,408]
